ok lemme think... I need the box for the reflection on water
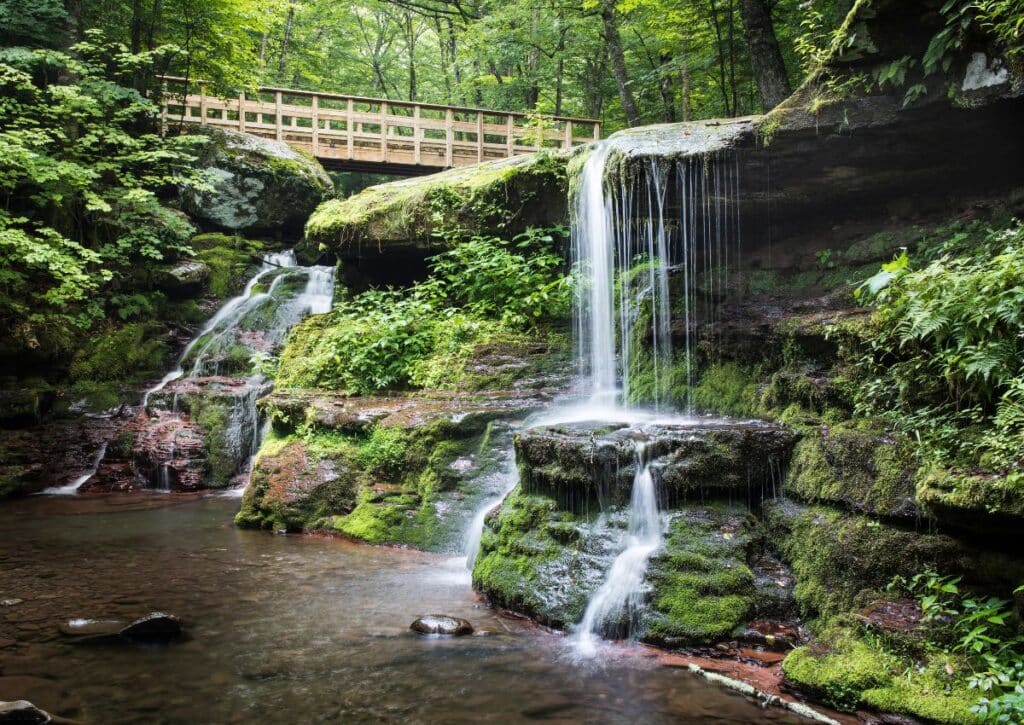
[0,496,805,724]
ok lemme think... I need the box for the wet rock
[182,127,333,238]
[119,612,183,642]
[410,615,474,636]
[58,619,124,640]
[517,420,794,510]
[738,620,803,651]
[0,700,51,724]
[1,600,23,607]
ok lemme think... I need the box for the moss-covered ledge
[305,152,569,252]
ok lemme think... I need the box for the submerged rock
[410,615,473,636]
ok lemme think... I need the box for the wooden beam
[414,105,422,165]
[476,111,484,163]
[445,109,454,167]
[275,91,283,141]
[311,94,319,156]
[346,99,354,160]
[238,91,246,132]
[380,101,388,162]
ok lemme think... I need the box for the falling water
[575,445,662,656]
[39,442,109,495]
[570,143,741,412]
[138,250,334,491]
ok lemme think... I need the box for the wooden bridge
[159,76,600,175]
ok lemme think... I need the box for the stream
[0,495,808,723]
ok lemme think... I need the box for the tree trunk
[601,0,640,126]
[738,0,791,111]
[680,60,692,121]
[145,0,163,51]
[278,1,296,75]
[130,0,143,53]
[659,52,675,122]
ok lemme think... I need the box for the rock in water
[410,615,474,636]
[119,612,183,643]
[59,618,124,640]
[0,700,51,724]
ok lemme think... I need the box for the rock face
[410,615,473,636]
[304,153,567,287]
[182,127,333,238]
[0,700,52,724]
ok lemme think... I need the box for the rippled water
[0,496,807,724]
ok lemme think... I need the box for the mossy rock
[763,500,968,621]
[785,425,919,519]
[182,127,333,237]
[305,152,568,252]
[916,466,1024,536]
[471,486,607,628]
[783,628,980,722]
[189,233,266,298]
[236,436,357,531]
[641,504,756,646]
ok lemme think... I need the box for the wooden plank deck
[159,76,600,174]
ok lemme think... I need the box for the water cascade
[575,445,662,656]
[571,142,741,411]
[40,442,109,495]
[137,251,334,491]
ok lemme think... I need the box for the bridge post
[380,101,388,162]
[564,120,573,149]
[445,109,454,167]
[238,92,246,133]
[275,91,283,141]
[476,111,484,163]
[159,79,168,137]
[199,83,207,126]
[594,123,601,140]
[505,115,514,157]
[414,105,422,165]
[346,99,355,160]
[311,94,319,156]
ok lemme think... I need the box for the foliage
[889,572,1024,724]
[0,33,202,359]
[854,221,1024,471]
[277,226,570,393]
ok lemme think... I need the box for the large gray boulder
[183,127,333,238]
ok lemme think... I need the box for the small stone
[59,619,124,639]
[119,612,183,643]
[0,700,51,724]
[410,615,474,636]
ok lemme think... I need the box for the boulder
[0,701,51,724]
[410,615,474,636]
[182,127,333,238]
[305,153,567,287]
[153,260,210,294]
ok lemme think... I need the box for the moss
[764,501,966,622]
[189,233,265,298]
[69,323,169,384]
[783,632,894,710]
[472,487,590,627]
[916,466,1024,527]
[193,398,234,487]
[642,505,756,645]
[785,425,918,518]
[784,629,980,723]
[305,152,568,247]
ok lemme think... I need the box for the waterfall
[40,442,109,495]
[136,250,334,492]
[575,445,662,656]
[570,143,741,412]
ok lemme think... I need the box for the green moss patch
[642,505,756,645]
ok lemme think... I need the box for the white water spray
[575,446,662,657]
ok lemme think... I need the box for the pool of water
[0,495,807,723]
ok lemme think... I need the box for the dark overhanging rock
[516,420,795,511]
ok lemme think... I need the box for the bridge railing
[158,76,600,169]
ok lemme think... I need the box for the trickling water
[137,250,334,492]
[40,442,109,495]
[464,449,519,571]
[570,143,742,412]
[575,446,662,657]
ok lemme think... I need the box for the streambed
[0,494,809,723]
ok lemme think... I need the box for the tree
[738,0,790,110]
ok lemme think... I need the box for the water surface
[0,496,806,723]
